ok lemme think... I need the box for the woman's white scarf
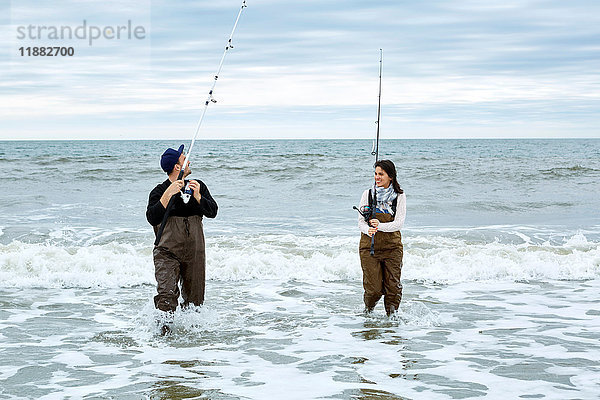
[374,185,397,214]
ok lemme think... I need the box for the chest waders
[151,1,247,335]
[153,215,206,313]
[359,212,403,315]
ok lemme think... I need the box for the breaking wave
[1,232,598,288]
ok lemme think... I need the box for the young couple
[146,145,405,332]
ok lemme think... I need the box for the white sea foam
[405,233,600,283]
[398,300,442,327]
[0,233,598,288]
[51,352,94,368]
[0,241,154,288]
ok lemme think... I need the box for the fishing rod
[372,48,383,163]
[369,48,383,255]
[355,49,383,256]
[155,0,248,246]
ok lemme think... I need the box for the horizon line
[1,137,599,142]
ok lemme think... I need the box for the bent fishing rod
[354,49,383,255]
[155,0,248,246]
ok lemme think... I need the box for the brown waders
[359,212,403,315]
[153,215,206,313]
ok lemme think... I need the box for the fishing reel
[353,205,372,221]
[181,182,193,204]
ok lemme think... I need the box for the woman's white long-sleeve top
[357,189,406,235]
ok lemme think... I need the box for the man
[146,144,218,334]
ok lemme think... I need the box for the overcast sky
[1,0,599,140]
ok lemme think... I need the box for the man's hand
[160,180,184,208]
[368,226,378,237]
[188,180,202,203]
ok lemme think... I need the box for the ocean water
[0,139,599,399]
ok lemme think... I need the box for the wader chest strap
[369,189,398,217]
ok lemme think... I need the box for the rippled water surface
[2,280,599,399]
[1,139,599,398]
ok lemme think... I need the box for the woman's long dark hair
[374,159,403,194]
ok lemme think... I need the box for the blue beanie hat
[160,144,184,173]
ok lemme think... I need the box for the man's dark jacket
[146,179,218,227]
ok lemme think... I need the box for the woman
[358,160,406,316]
